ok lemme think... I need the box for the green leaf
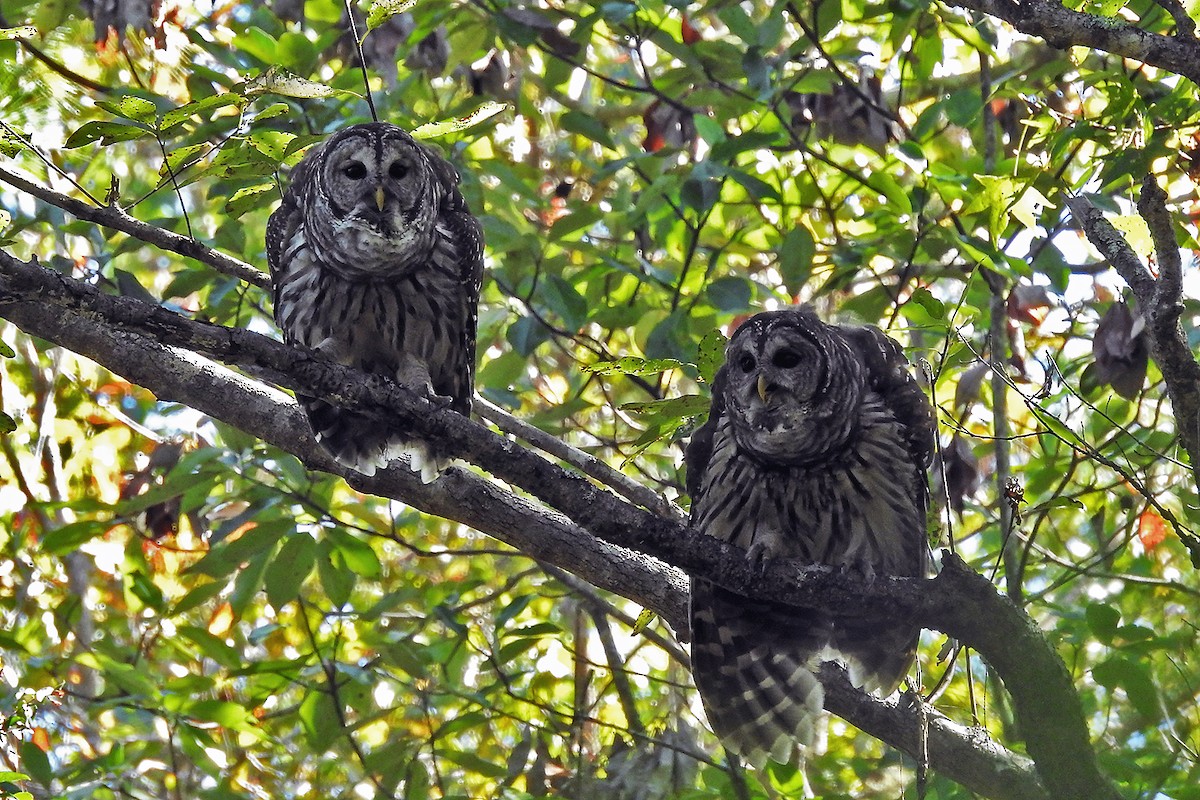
[41,519,108,555]
[127,570,165,610]
[695,328,727,384]
[1086,602,1120,643]
[318,542,355,607]
[265,534,316,607]
[160,93,242,132]
[117,468,213,515]
[560,109,615,149]
[411,102,508,139]
[185,700,261,733]
[17,742,50,786]
[224,183,276,215]
[299,688,343,750]
[178,625,241,669]
[97,96,158,124]
[189,520,286,579]
[1092,657,1158,717]
[160,143,209,177]
[778,227,815,296]
[367,0,421,31]
[243,67,340,99]
[64,121,151,148]
[248,130,296,162]
[706,276,753,312]
[0,127,23,157]
[539,275,588,329]
[910,287,946,321]
[0,411,15,434]
[632,608,656,634]
[327,529,382,578]
[620,394,710,418]
[583,357,685,376]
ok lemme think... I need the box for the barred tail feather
[305,399,444,482]
[690,580,828,768]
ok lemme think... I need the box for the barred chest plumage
[272,225,470,398]
[692,392,927,579]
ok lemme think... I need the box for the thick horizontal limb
[0,251,1111,800]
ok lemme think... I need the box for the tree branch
[475,395,685,522]
[946,0,1200,85]
[0,166,269,290]
[1066,186,1200,532]
[0,251,1114,800]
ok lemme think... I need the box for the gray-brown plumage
[685,307,935,767]
[267,122,483,479]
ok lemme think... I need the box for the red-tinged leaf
[1007,284,1056,325]
[681,16,701,45]
[207,601,234,637]
[1138,510,1168,551]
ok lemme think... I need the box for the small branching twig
[0,166,268,288]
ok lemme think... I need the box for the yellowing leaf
[367,0,420,31]
[1011,185,1052,229]
[1109,214,1154,259]
[411,102,509,139]
[243,67,339,99]
[0,25,36,39]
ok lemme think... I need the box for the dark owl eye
[342,161,368,180]
[737,353,756,373]
[388,161,408,180]
[772,349,801,368]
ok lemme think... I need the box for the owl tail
[689,579,828,768]
[304,399,444,482]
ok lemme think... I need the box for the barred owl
[686,308,935,767]
[267,122,483,480]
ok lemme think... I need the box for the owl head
[300,122,452,274]
[717,308,868,465]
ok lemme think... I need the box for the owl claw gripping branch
[685,307,936,768]
[266,122,484,482]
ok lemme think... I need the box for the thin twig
[0,121,103,206]
[0,165,269,289]
[344,0,380,123]
[475,395,685,522]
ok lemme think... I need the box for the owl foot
[745,541,778,577]
[838,559,877,590]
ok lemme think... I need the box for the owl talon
[745,542,776,576]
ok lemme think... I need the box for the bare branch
[947,0,1200,85]
[0,166,270,289]
[475,395,686,522]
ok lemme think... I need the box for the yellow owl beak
[757,374,770,402]
[374,186,386,212]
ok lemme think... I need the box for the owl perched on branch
[685,308,936,767]
[267,122,484,480]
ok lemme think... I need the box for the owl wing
[265,151,318,343]
[683,367,726,499]
[838,323,936,473]
[426,148,485,417]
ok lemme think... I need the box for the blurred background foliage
[0,0,1199,797]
